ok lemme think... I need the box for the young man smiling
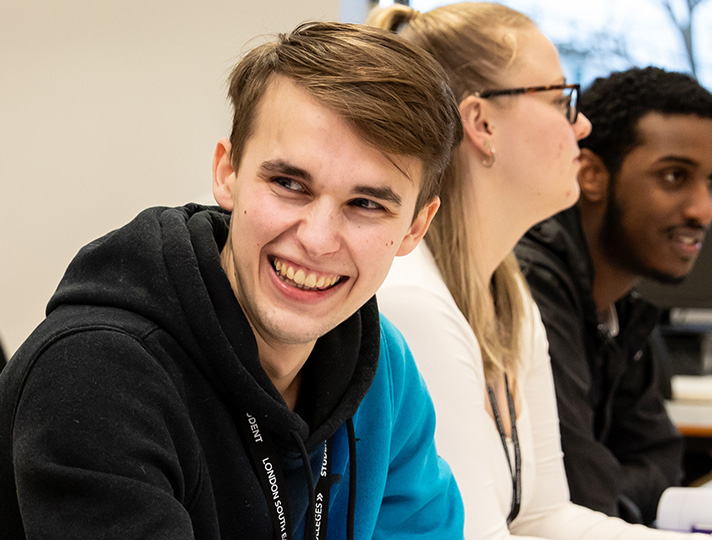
[0,22,464,540]
[516,66,712,525]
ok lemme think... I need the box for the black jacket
[0,205,381,539]
[515,207,683,526]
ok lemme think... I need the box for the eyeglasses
[475,83,580,124]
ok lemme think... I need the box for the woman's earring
[482,146,496,168]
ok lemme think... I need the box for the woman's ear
[459,94,493,156]
[212,138,235,211]
[577,149,610,204]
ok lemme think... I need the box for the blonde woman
[372,4,708,539]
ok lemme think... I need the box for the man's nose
[684,177,712,227]
[295,202,342,257]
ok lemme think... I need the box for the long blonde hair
[368,3,534,378]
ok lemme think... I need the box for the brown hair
[227,21,463,214]
[369,3,536,378]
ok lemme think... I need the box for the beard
[599,191,687,285]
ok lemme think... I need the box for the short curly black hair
[579,66,712,178]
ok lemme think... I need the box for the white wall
[0,0,361,356]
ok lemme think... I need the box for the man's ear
[459,94,493,155]
[396,197,440,256]
[578,149,610,204]
[212,137,236,211]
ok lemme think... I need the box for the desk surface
[666,401,712,437]
[667,375,712,437]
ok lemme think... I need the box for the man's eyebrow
[353,185,402,207]
[260,159,312,182]
[657,155,698,167]
[261,160,403,206]
[656,156,712,180]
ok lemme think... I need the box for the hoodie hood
[48,204,380,449]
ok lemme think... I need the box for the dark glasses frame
[475,83,580,124]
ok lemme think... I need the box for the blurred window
[376,0,712,90]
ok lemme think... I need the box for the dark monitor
[636,236,712,309]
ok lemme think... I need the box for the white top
[378,244,706,540]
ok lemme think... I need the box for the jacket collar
[524,207,660,350]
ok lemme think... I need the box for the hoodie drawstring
[291,419,357,540]
[346,417,357,540]
[292,431,317,540]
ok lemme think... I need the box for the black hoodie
[0,205,386,539]
[515,207,683,525]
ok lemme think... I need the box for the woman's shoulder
[379,244,465,332]
[379,244,467,329]
[381,243,449,295]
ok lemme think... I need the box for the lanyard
[313,438,332,540]
[242,412,332,540]
[486,373,522,526]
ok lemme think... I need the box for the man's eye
[662,169,686,185]
[351,198,384,211]
[274,177,304,192]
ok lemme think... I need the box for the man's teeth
[673,234,700,246]
[274,259,339,290]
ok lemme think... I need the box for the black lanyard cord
[242,412,293,540]
[486,373,522,526]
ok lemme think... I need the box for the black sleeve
[517,244,683,525]
[517,249,624,517]
[12,330,203,539]
[603,341,683,525]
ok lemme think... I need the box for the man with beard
[515,66,712,526]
